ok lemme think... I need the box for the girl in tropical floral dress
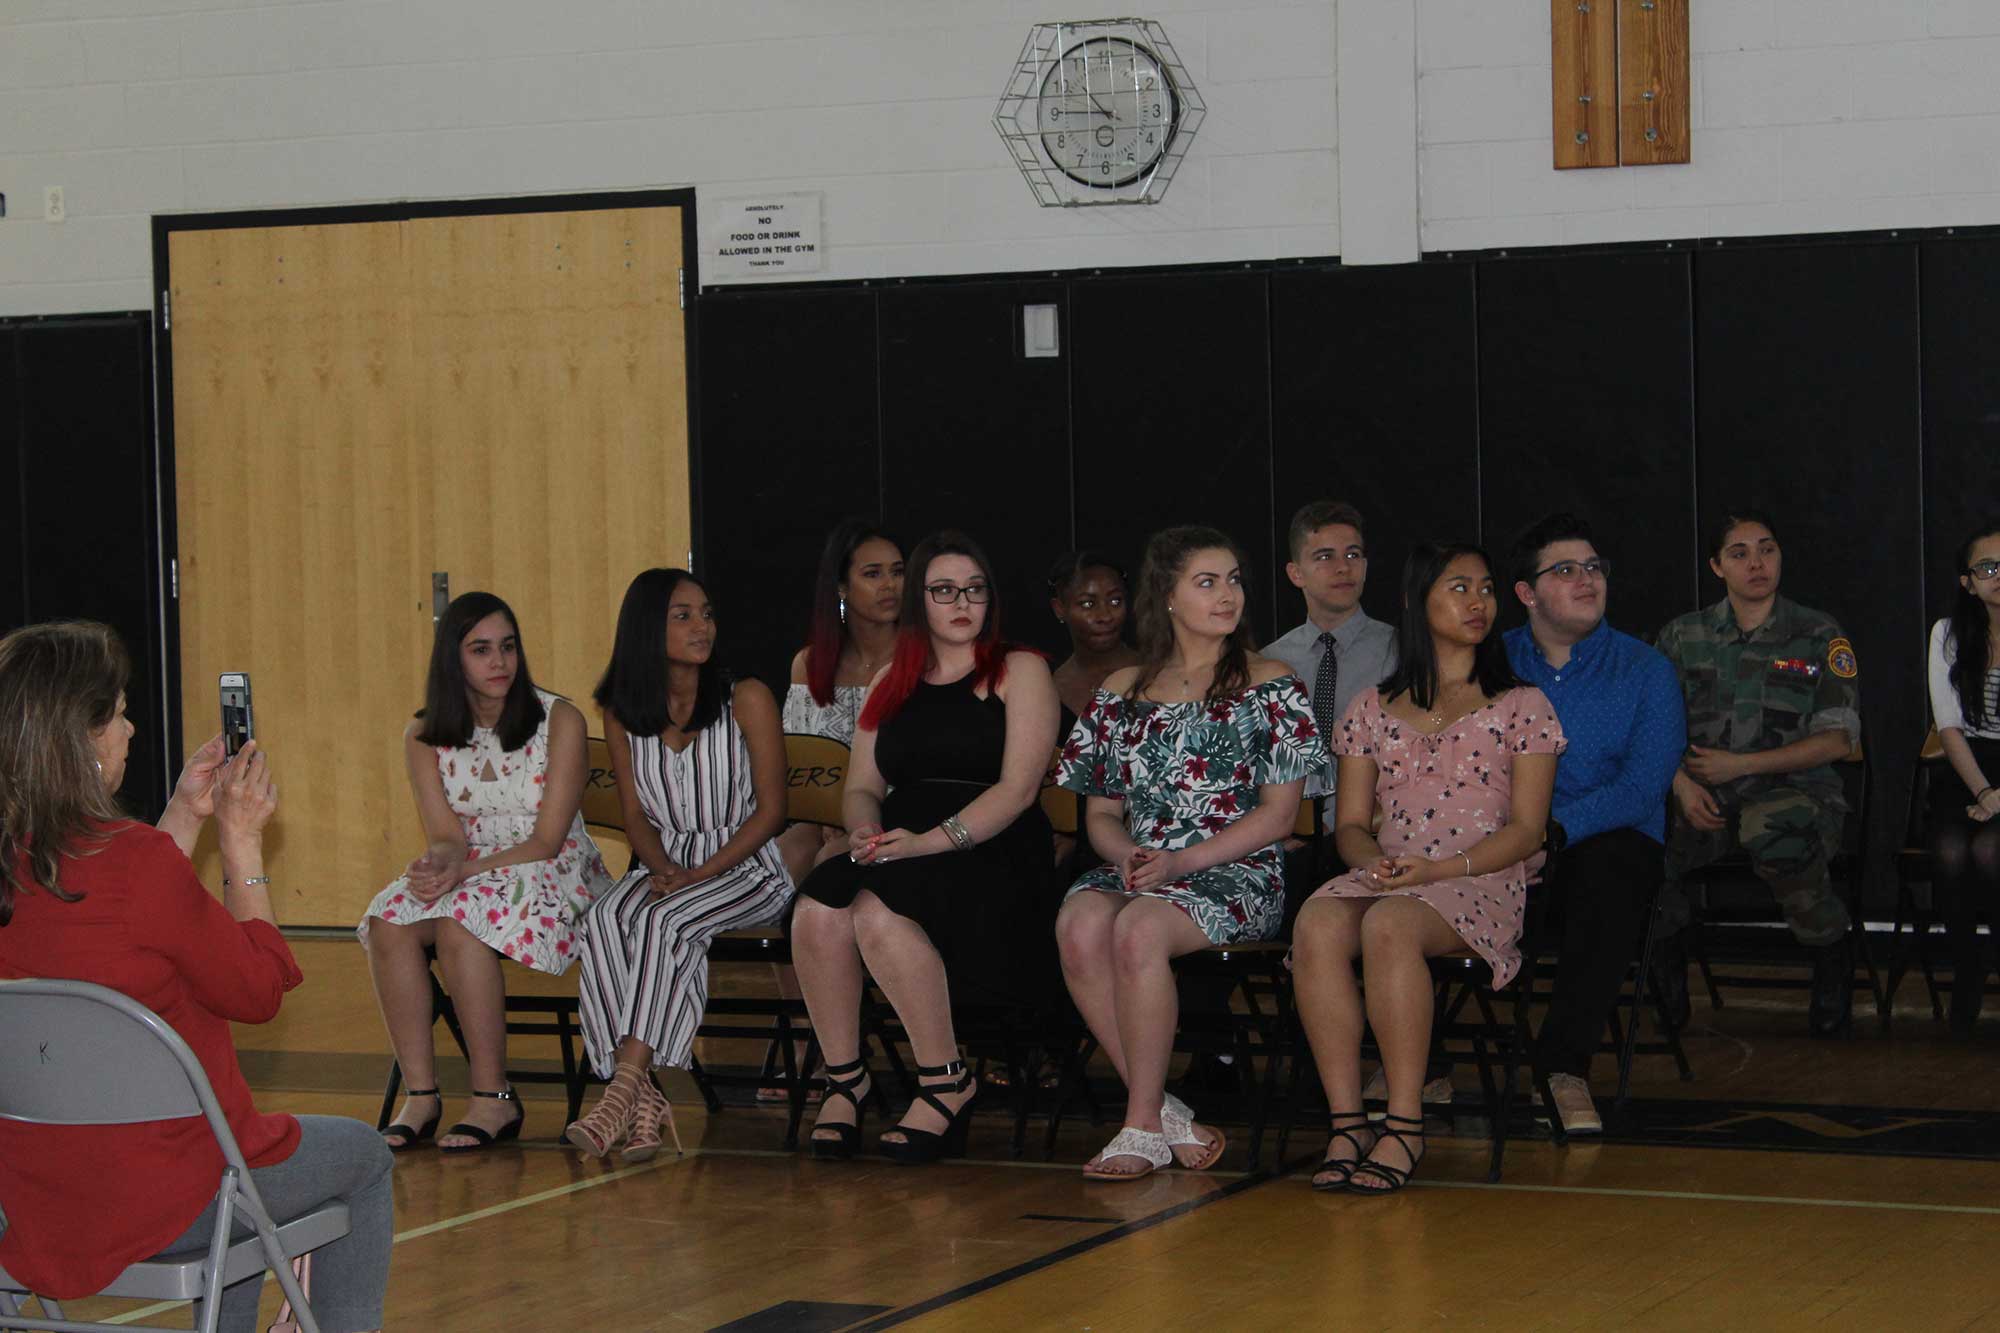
[1054,525,1326,1182]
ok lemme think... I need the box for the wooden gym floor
[42,938,2000,1331]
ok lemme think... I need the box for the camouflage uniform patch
[1656,596,1859,946]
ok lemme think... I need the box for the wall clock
[995,20,1205,207]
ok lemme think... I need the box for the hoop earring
[838,591,847,625]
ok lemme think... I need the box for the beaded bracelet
[223,875,272,888]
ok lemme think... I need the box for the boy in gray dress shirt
[1263,500,1398,816]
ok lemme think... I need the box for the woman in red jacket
[0,622,391,1333]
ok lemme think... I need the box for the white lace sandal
[1161,1093,1227,1170]
[1082,1126,1172,1181]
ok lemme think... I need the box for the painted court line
[1402,1177,2000,1217]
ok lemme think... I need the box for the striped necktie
[1313,631,1339,742]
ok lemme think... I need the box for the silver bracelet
[1459,852,1472,878]
[940,815,975,851]
[223,875,272,888]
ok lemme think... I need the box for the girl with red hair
[791,530,1060,1163]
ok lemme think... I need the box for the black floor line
[842,1171,1275,1330]
[1018,1213,1123,1224]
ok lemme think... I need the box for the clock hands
[1087,93,1115,119]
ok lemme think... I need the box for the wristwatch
[1544,818,1568,856]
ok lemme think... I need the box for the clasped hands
[403,842,468,905]
[847,824,949,865]
[1360,854,1451,891]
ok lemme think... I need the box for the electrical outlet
[44,186,65,224]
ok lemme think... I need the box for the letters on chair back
[784,734,849,829]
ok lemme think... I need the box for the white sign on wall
[704,192,823,278]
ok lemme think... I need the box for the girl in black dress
[794,530,1060,1163]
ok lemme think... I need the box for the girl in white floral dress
[361,593,612,1154]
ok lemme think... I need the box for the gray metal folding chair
[0,978,348,1333]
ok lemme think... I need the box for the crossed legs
[1055,889,1219,1173]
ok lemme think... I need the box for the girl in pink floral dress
[361,593,612,1154]
[1293,544,1563,1196]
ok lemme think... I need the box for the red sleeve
[127,833,303,1023]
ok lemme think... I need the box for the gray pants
[159,1115,393,1333]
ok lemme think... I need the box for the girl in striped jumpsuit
[567,568,795,1160]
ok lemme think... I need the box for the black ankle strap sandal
[811,1058,873,1161]
[1311,1110,1374,1192]
[880,1060,977,1166]
[440,1086,524,1156]
[382,1087,442,1153]
[1348,1112,1425,1195]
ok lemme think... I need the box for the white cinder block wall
[10,0,2000,318]
[0,0,1339,316]
[1418,0,2000,252]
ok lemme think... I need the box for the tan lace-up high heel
[565,1065,644,1158]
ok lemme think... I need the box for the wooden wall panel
[1620,0,1691,164]
[406,207,690,723]
[168,222,420,923]
[1552,0,1618,168]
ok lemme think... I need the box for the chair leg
[687,1054,724,1114]
[556,1005,585,1125]
[377,1058,403,1132]
[1617,906,1665,1107]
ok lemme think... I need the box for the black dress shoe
[1809,937,1854,1037]
[1649,929,1692,1031]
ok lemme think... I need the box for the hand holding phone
[220,673,255,758]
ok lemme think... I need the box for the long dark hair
[1379,542,1518,711]
[415,592,546,752]
[1947,523,2000,731]
[1129,525,1254,705]
[596,568,728,736]
[805,520,899,707]
[0,622,131,925]
[859,530,1014,731]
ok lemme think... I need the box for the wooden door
[167,204,688,924]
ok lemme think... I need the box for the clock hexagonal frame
[994,18,1205,207]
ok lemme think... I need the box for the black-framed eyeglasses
[926,582,992,605]
[1969,560,2000,581]
[1533,557,1611,584]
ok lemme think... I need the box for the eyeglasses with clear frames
[1968,560,2000,581]
[1533,557,1612,584]
[926,582,992,605]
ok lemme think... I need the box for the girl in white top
[777,522,904,882]
[1924,523,2000,1033]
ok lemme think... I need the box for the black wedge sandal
[381,1088,441,1153]
[809,1058,873,1161]
[1310,1111,1375,1192]
[439,1086,525,1156]
[879,1060,977,1166]
[1347,1112,1426,1196]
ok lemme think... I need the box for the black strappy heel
[1310,1111,1375,1192]
[1348,1112,1426,1195]
[381,1088,441,1153]
[880,1060,977,1165]
[439,1086,524,1156]
[810,1058,873,1161]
